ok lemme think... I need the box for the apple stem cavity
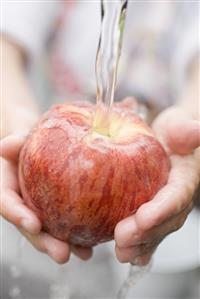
[93,104,112,137]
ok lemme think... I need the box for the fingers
[1,187,41,235]
[18,228,92,264]
[19,229,71,264]
[2,188,92,264]
[71,245,93,261]
[3,188,92,263]
[1,135,92,265]
[115,201,192,251]
[1,148,92,265]
[152,107,200,154]
[133,155,198,231]
[115,195,193,264]
[114,154,198,264]
[166,119,200,154]
[1,156,41,234]
[132,252,153,266]
[1,158,19,191]
[0,134,27,163]
[115,243,156,265]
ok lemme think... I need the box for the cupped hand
[115,106,200,265]
[0,134,92,263]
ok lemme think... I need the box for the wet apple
[19,102,170,246]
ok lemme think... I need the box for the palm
[115,106,200,265]
[144,106,200,230]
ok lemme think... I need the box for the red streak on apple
[18,101,170,247]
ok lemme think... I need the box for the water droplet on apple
[81,159,94,170]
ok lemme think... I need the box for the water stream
[8,236,25,299]
[95,0,128,108]
[94,0,128,133]
[95,1,152,298]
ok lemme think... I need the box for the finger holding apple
[115,106,200,265]
[114,156,195,264]
[0,134,93,264]
[1,134,42,234]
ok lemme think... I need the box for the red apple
[18,101,170,247]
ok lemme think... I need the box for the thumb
[0,134,27,163]
[166,118,200,154]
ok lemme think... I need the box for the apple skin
[18,101,170,247]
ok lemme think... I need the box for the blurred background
[1,1,200,298]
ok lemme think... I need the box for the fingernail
[21,218,38,234]
[46,240,70,264]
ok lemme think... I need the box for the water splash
[49,266,71,299]
[9,236,25,299]
[49,284,71,299]
[117,262,152,299]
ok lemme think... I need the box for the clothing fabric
[2,1,199,110]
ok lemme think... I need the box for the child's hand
[1,134,92,263]
[114,106,200,265]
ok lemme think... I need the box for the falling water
[95,0,128,107]
[117,262,152,299]
[94,0,128,133]
[95,1,152,298]
[49,266,71,299]
[8,236,25,299]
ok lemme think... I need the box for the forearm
[1,37,39,138]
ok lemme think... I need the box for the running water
[117,262,152,299]
[95,0,128,107]
[95,1,152,298]
[49,270,70,299]
[8,236,25,299]
[94,0,128,134]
